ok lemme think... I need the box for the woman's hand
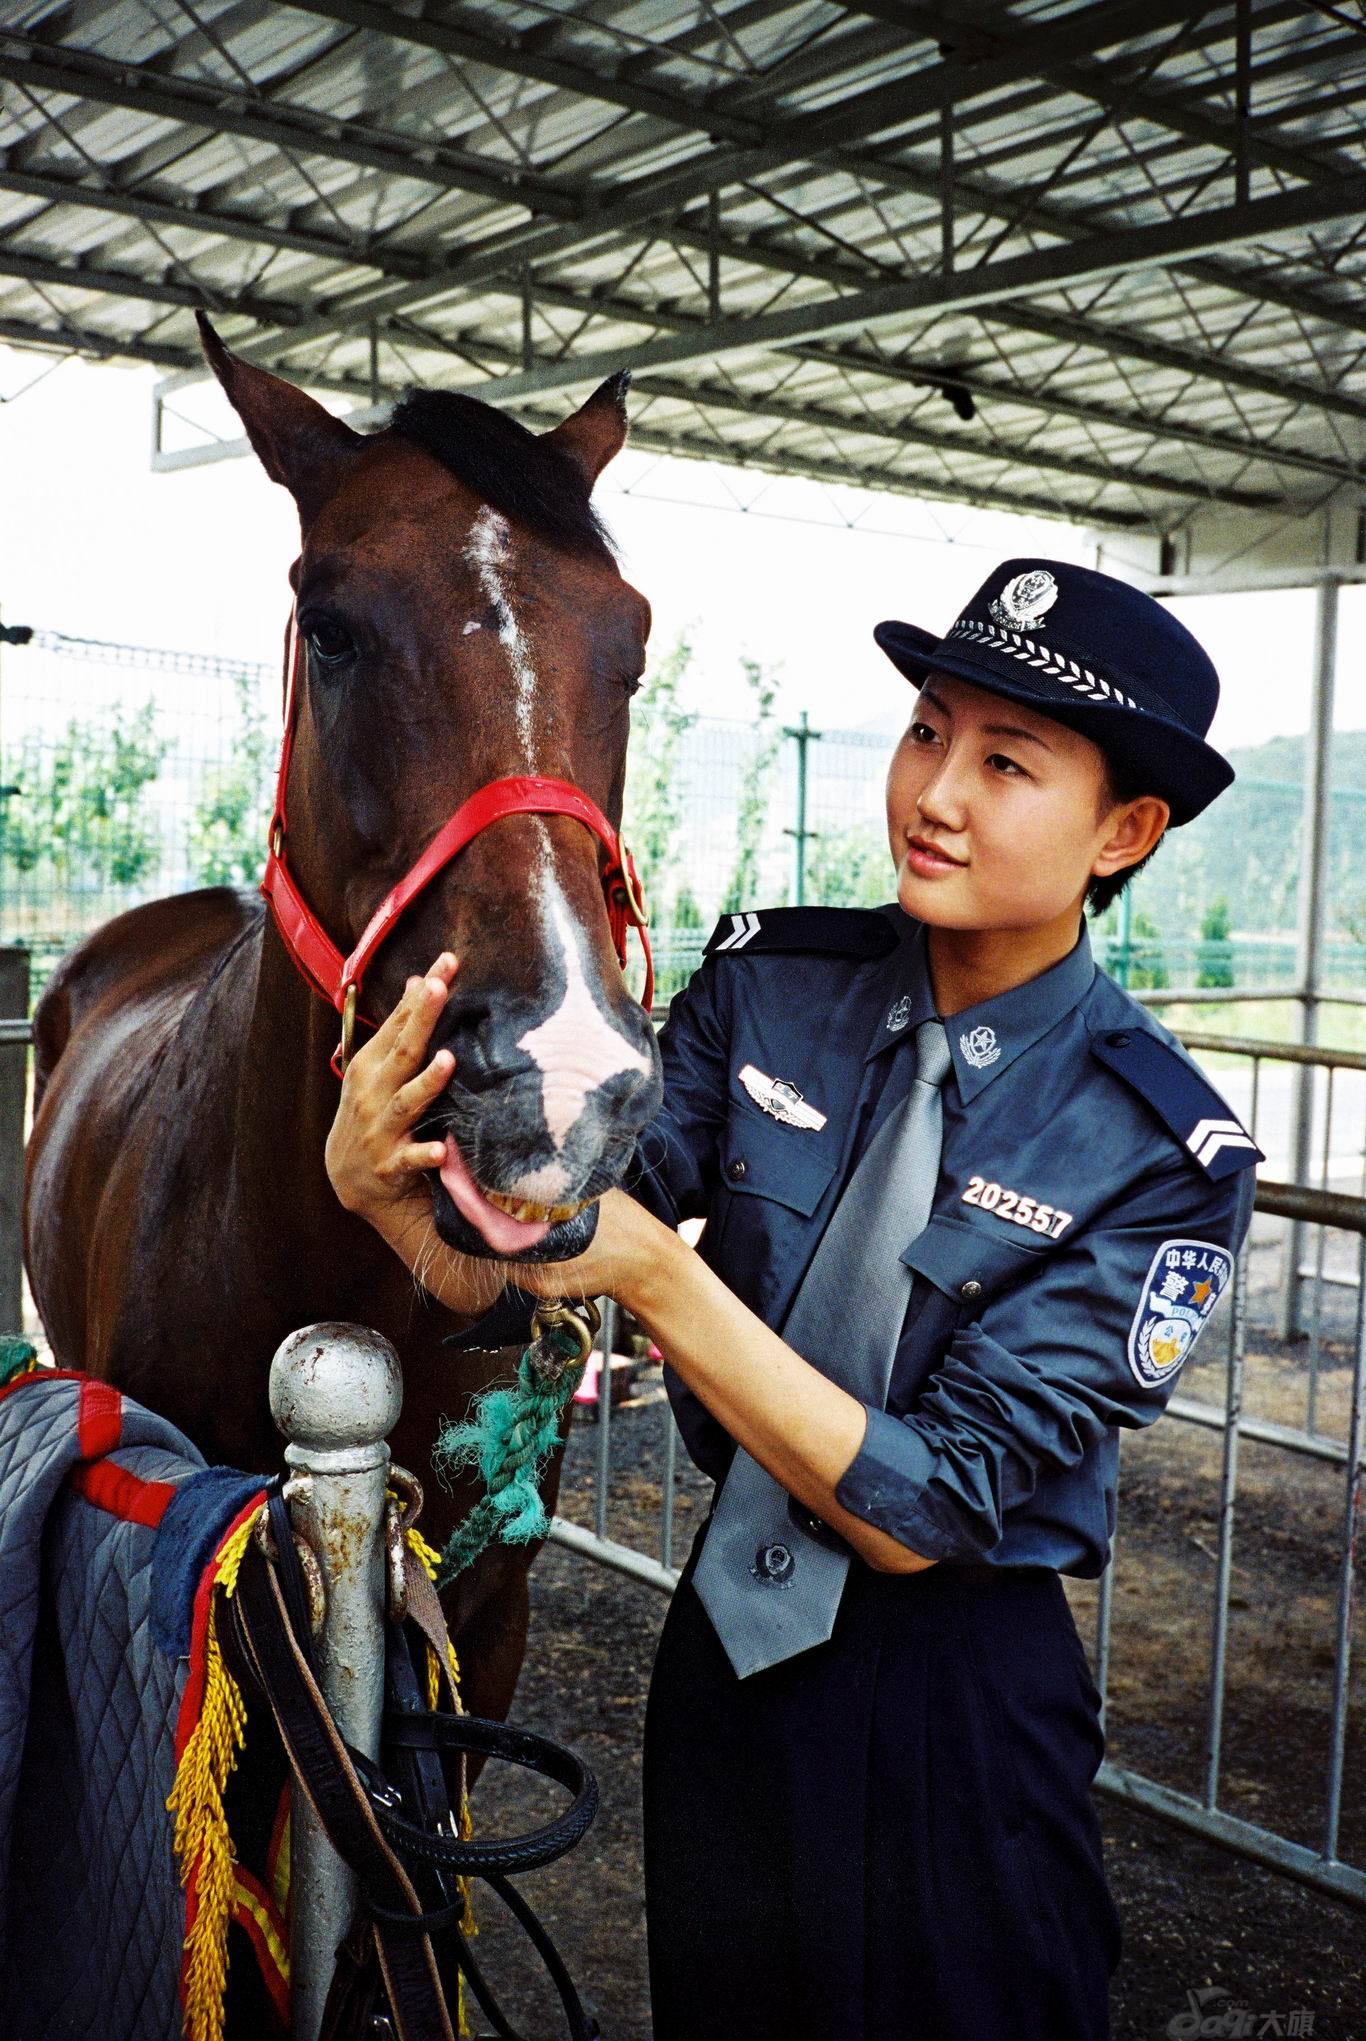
[505,1188,681,1318]
[325,953,459,1226]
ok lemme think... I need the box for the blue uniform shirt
[628,904,1259,1578]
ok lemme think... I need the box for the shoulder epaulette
[1090,1026,1263,1181]
[703,908,899,960]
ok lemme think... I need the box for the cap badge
[886,994,913,1033]
[739,1063,828,1130]
[959,1025,1001,1070]
[989,569,1059,630]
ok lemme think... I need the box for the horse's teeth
[483,1188,591,1225]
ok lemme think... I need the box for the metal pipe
[1280,574,1339,1339]
[659,1398,677,1572]
[1323,1233,1366,1861]
[1177,1033,1366,1072]
[1095,1762,1365,1908]
[269,1321,403,2041]
[1203,1237,1247,1809]
[595,1297,616,1544]
[548,1513,679,1594]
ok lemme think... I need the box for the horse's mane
[389,389,616,558]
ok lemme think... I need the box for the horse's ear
[197,312,360,523]
[543,371,630,489]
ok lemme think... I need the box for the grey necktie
[692,1019,953,1679]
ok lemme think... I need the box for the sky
[2,343,1363,755]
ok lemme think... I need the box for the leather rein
[260,617,653,1077]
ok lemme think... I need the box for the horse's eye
[302,616,355,667]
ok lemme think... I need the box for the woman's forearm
[624,1229,936,1576]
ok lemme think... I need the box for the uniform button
[727,1158,748,1181]
[960,1279,983,1303]
[1106,1029,1131,1048]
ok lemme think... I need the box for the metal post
[269,1321,403,2041]
[1280,575,1338,1338]
[595,1296,616,1543]
[0,946,28,1332]
[522,264,534,373]
[707,193,720,322]
[783,712,819,906]
[1116,884,1134,990]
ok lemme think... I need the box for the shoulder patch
[703,908,898,960]
[1127,1239,1234,1388]
[1090,1027,1263,1182]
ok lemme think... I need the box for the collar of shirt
[865,911,1096,1101]
[946,919,1096,1101]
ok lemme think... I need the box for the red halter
[260,619,653,1077]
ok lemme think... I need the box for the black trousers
[643,1531,1122,2041]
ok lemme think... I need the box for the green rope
[0,1337,38,1387]
[433,1326,588,1588]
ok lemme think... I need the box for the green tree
[1127,906,1169,991]
[623,631,697,921]
[804,822,893,908]
[3,699,167,890]
[1195,895,1234,989]
[722,656,782,913]
[189,671,274,886]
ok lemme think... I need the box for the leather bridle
[260,617,653,1077]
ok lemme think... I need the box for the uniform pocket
[717,1104,839,1217]
[902,1213,1047,1310]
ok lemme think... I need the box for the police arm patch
[1127,1238,1233,1388]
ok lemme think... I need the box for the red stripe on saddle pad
[77,1377,123,1459]
[68,1457,177,1528]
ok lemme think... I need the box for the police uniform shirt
[628,903,1259,1577]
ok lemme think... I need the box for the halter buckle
[616,843,649,928]
[338,981,358,1074]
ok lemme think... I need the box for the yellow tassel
[167,1508,260,2041]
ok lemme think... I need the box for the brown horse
[23,320,661,1722]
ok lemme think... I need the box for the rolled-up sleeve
[834,1158,1256,1560]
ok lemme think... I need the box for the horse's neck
[230,923,387,1278]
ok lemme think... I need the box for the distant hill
[1128,728,1366,939]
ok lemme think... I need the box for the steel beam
[9,150,1365,452]
[413,173,1366,406]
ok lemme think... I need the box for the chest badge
[959,1025,1001,1070]
[886,994,913,1033]
[738,1063,827,1131]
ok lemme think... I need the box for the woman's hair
[1086,751,1163,917]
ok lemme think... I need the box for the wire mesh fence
[1,631,1364,1005]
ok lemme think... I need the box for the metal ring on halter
[253,1509,327,1637]
[339,980,358,1073]
[387,1463,425,1535]
[270,819,283,859]
[529,1297,602,1365]
[617,844,649,927]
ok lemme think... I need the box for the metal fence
[3,629,1366,1006]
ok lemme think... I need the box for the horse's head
[201,319,662,1262]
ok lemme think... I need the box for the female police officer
[326,557,1259,2040]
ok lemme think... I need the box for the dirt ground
[466,1223,1365,2041]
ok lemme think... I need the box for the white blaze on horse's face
[464,506,536,759]
[517,899,651,1174]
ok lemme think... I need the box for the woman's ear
[1092,794,1169,882]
